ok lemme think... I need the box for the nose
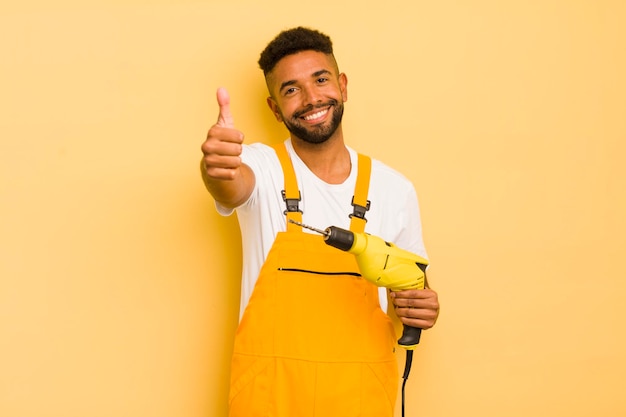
[301,84,322,106]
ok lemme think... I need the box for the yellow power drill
[289,220,429,350]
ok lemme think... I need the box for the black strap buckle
[349,196,370,221]
[281,190,302,214]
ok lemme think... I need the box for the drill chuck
[286,220,356,252]
[323,226,355,251]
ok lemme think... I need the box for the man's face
[265,50,348,145]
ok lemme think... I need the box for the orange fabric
[228,144,398,417]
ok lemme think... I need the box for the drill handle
[396,262,428,350]
[398,325,422,349]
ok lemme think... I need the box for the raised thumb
[216,87,234,128]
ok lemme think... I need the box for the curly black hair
[258,27,335,76]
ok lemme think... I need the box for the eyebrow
[279,69,333,92]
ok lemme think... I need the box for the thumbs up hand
[201,87,245,181]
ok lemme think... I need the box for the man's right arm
[200,87,255,209]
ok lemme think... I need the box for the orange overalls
[228,143,398,417]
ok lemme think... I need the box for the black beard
[283,101,344,145]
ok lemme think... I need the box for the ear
[339,72,348,102]
[266,96,283,122]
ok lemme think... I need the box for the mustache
[293,99,339,119]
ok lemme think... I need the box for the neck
[291,130,350,184]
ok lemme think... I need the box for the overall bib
[228,144,398,417]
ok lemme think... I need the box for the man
[201,27,439,417]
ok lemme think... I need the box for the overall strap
[272,142,302,231]
[272,142,372,234]
[349,153,372,233]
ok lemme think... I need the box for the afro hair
[258,27,334,75]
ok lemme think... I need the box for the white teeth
[303,109,328,121]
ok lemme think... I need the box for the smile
[302,108,329,122]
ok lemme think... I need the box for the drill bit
[288,219,329,237]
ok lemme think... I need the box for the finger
[216,87,234,128]
[398,315,436,330]
[391,291,438,309]
[390,288,432,300]
[393,298,430,309]
[203,165,240,181]
[202,131,243,156]
[395,304,439,322]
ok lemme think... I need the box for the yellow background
[2,1,625,416]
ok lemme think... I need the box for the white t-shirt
[217,139,428,318]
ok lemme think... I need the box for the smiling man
[200,27,439,417]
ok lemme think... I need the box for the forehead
[266,50,338,89]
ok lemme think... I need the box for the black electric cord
[401,349,413,417]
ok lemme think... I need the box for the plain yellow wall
[2,1,625,416]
